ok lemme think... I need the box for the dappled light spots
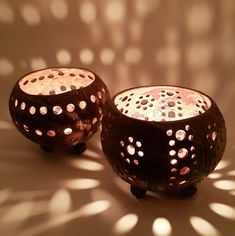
[209,203,235,220]
[213,180,235,190]
[30,57,47,70]
[84,149,102,159]
[113,214,138,234]
[0,1,14,23]
[152,217,172,236]
[0,189,12,205]
[49,189,71,215]
[0,58,14,76]
[207,173,222,179]
[21,4,41,26]
[79,48,94,65]
[80,1,96,24]
[56,49,71,65]
[186,4,214,35]
[124,48,142,64]
[68,159,104,171]
[0,120,13,129]
[61,178,100,189]
[105,0,126,23]
[186,42,213,69]
[50,0,68,20]
[214,160,228,171]
[1,201,35,224]
[227,170,235,176]
[76,200,111,217]
[190,216,220,236]
[100,48,115,65]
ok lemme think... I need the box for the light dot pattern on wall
[80,1,96,24]
[79,48,94,65]
[50,0,68,20]
[30,58,47,70]
[0,1,14,23]
[21,4,41,26]
[0,58,14,76]
[100,48,115,65]
[105,0,126,23]
[56,49,71,65]
[124,48,142,64]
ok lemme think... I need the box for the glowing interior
[19,68,95,95]
[114,86,211,121]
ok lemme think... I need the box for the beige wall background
[1,0,235,143]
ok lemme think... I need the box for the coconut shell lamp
[101,86,226,198]
[9,68,109,153]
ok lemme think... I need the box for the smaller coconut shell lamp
[101,86,226,198]
[9,68,109,153]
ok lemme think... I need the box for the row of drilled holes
[22,117,98,137]
[167,125,195,183]
[13,93,102,115]
[22,72,94,86]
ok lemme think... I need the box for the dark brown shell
[101,85,226,193]
[9,68,109,149]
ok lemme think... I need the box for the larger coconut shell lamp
[9,68,109,153]
[101,85,226,198]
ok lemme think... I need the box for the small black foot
[73,142,87,155]
[130,185,147,199]
[41,145,53,152]
[181,185,197,197]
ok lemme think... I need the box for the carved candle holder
[9,68,109,153]
[101,86,226,198]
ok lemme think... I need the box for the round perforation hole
[169,140,175,146]
[29,106,36,115]
[60,86,66,91]
[53,106,62,115]
[64,128,72,135]
[178,148,188,159]
[212,131,217,141]
[166,129,173,136]
[90,95,96,103]
[171,159,177,165]
[126,145,135,155]
[47,130,56,137]
[180,167,190,175]
[14,99,18,107]
[66,104,75,112]
[35,129,42,136]
[175,130,186,141]
[169,150,176,156]
[70,85,77,90]
[20,102,26,110]
[40,106,47,115]
[188,135,194,141]
[137,151,144,157]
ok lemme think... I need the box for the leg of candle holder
[130,185,147,199]
[73,142,87,154]
[41,145,54,152]
[181,184,197,197]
